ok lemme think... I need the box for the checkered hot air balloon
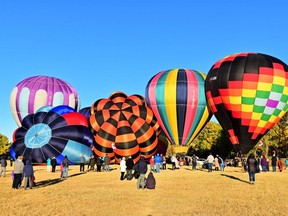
[145,69,212,146]
[10,105,93,164]
[10,75,80,127]
[205,52,288,154]
[89,92,161,163]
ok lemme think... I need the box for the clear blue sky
[1,0,287,141]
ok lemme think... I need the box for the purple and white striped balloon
[10,75,80,126]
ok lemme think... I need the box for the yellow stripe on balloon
[187,107,210,145]
[164,69,179,145]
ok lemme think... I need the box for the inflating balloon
[156,134,169,156]
[145,69,212,146]
[10,105,93,164]
[205,52,288,153]
[10,75,80,127]
[89,92,161,163]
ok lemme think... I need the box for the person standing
[136,156,148,189]
[217,155,225,171]
[247,153,258,184]
[12,156,24,189]
[80,154,86,173]
[154,153,162,173]
[285,158,288,170]
[207,153,214,172]
[125,156,134,180]
[89,156,96,172]
[149,156,155,172]
[162,155,166,170]
[278,158,283,172]
[46,158,51,172]
[96,156,103,172]
[271,151,278,172]
[104,154,111,172]
[0,156,7,177]
[261,155,268,172]
[214,157,220,171]
[191,154,197,170]
[10,157,13,167]
[120,157,126,181]
[51,157,57,172]
[23,160,34,190]
[61,156,70,178]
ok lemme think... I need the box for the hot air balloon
[145,69,212,146]
[205,52,288,154]
[79,107,91,119]
[10,105,93,164]
[89,92,161,163]
[10,75,80,127]
[156,133,169,156]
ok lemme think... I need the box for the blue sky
[1,0,288,141]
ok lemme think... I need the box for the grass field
[0,163,287,216]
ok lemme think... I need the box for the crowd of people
[1,151,287,190]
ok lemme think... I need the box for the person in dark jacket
[146,172,156,189]
[125,156,134,180]
[247,153,258,184]
[61,156,70,178]
[51,157,57,172]
[23,160,34,190]
[136,156,148,189]
[271,151,278,172]
[96,157,103,172]
[0,156,7,177]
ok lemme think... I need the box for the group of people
[11,155,35,190]
[119,155,156,190]
[149,153,166,173]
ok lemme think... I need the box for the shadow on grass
[35,172,85,188]
[220,173,250,184]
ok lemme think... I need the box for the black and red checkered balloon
[89,92,161,163]
[205,52,288,153]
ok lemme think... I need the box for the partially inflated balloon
[10,105,93,164]
[146,69,212,146]
[205,52,288,153]
[10,76,80,126]
[89,92,161,163]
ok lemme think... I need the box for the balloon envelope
[10,105,93,164]
[146,69,212,146]
[205,52,288,153]
[89,92,161,163]
[10,75,80,127]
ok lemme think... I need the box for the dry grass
[0,164,287,216]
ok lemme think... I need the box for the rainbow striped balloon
[10,76,80,127]
[146,69,212,146]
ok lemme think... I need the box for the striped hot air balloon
[10,75,80,127]
[10,105,93,164]
[205,52,288,154]
[145,69,212,146]
[89,92,161,163]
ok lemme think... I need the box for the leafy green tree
[0,134,11,155]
